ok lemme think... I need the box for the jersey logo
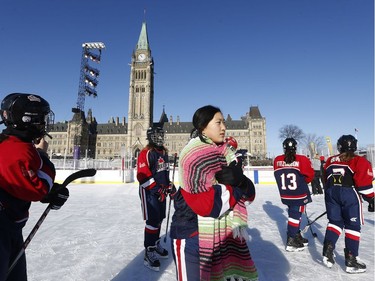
[350,217,357,222]
[332,173,343,185]
[28,95,41,102]
[157,156,168,172]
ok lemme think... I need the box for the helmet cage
[147,127,164,147]
[1,93,54,138]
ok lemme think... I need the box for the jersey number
[332,168,345,176]
[280,173,297,190]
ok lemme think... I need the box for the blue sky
[1,0,373,157]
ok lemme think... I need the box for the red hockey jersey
[0,135,55,224]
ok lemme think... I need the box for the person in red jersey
[0,93,69,281]
[273,138,314,252]
[137,126,174,272]
[322,134,374,274]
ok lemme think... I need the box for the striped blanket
[179,136,258,281]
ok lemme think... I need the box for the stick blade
[62,169,97,186]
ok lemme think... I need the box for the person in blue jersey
[322,134,374,273]
[136,126,174,272]
[273,138,314,252]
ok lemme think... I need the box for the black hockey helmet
[283,137,297,153]
[147,126,164,147]
[337,134,357,153]
[1,93,54,139]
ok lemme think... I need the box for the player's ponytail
[284,150,296,164]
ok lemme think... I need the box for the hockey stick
[304,209,317,238]
[164,153,177,243]
[301,211,327,234]
[7,168,97,277]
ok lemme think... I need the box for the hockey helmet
[147,126,164,147]
[1,93,54,138]
[283,137,297,152]
[225,136,238,151]
[337,134,357,153]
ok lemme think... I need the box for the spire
[249,106,262,118]
[159,105,169,124]
[136,22,149,50]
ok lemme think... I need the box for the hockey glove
[235,149,248,165]
[157,188,166,202]
[362,196,374,212]
[236,175,255,200]
[215,161,243,186]
[157,184,176,202]
[41,183,69,210]
[368,197,374,212]
[169,183,177,198]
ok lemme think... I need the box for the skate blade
[143,260,160,272]
[322,257,334,268]
[285,246,305,252]
[346,267,366,274]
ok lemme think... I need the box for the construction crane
[72,42,105,164]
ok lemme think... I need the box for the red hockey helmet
[225,136,238,150]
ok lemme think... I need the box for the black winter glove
[368,197,374,212]
[215,161,243,186]
[41,183,69,210]
[237,175,248,193]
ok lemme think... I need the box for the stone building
[48,21,267,161]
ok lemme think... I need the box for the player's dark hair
[0,133,9,144]
[191,105,222,143]
[146,142,168,153]
[284,150,296,164]
[339,151,355,162]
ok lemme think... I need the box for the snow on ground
[23,182,374,281]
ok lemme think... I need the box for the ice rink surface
[23,183,374,281]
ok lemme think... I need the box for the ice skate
[155,239,169,259]
[344,248,366,274]
[144,246,160,271]
[296,231,308,246]
[322,241,335,268]
[285,236,304,252]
